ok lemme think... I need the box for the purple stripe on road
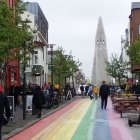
[107,98,134,140]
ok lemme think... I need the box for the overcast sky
[29,0,138,80]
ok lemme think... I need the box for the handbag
[0,116,8,127]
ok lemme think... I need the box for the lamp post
[23,42,26,120]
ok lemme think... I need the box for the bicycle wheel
[52,99,59,109]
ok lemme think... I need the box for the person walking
[32,86,45,118]
[80,84,85,97]
[93,84,99,99]
[0,85,11,140]
[89,84,93,100]
[85,85,89,96]
[99,81,110,109]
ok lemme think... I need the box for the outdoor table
[114,97,140,117]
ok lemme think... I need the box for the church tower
[91,17,109,86]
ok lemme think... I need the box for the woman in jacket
[93,84,99,99]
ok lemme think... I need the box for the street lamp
[22,42,26,120]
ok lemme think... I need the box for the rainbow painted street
[8,98,139,140]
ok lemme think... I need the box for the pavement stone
[2,95,81,140]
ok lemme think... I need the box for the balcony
[32,65,44,76]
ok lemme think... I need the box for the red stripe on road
[9,99,81,140]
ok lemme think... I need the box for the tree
[0,1,33,61]
[52,47,81,89]
[127,40,140,66]
[0,1,35,87]
[105,54,128,85]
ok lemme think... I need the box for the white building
[21,5,49,86]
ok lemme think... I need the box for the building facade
[129,2,140,82]
[4,1,49,88]
[25,2,49,86]
[26,2,48,42]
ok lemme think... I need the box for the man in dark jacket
[32,86,45,118]
[99,81,110,109]
[0,85,11,140]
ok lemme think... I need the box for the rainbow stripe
[8,98,135,140]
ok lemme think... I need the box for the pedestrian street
[8,97,140,140]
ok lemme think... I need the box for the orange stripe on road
[32,99,92,140]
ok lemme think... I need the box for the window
[8,0,14,7]
[34,51,38,64]
[43,47,44,60]
[139,24,140,34]
[34,51,38,54]
[100,37,102,43]
[35,56,38,64]
[131,29,133,42]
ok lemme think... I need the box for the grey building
[26,2,48,42]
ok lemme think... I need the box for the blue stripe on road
[92,99,112,140]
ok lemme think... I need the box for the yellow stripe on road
[32,99,92,140]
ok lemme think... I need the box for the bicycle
[65,90,72,100]
[47,91,59,109]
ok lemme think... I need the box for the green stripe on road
[71,100,97,140]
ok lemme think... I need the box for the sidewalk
[2,95,80,140]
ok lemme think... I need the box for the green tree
[105,54,128,84]
[0,1,33,61]
[0,1,35,87]
[52,47,81,89]
[127,40,140,66]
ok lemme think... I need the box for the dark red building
[129,2,140,73]
[7,0,15,7]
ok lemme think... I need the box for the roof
[131,2,140,10]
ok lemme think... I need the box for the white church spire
[95,17,106,46]
[91,17,109,86]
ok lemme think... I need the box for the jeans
[101,97,108,109]
[94,93,98,99]
[89,92,93,100]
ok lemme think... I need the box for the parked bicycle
[45,91,59,109]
